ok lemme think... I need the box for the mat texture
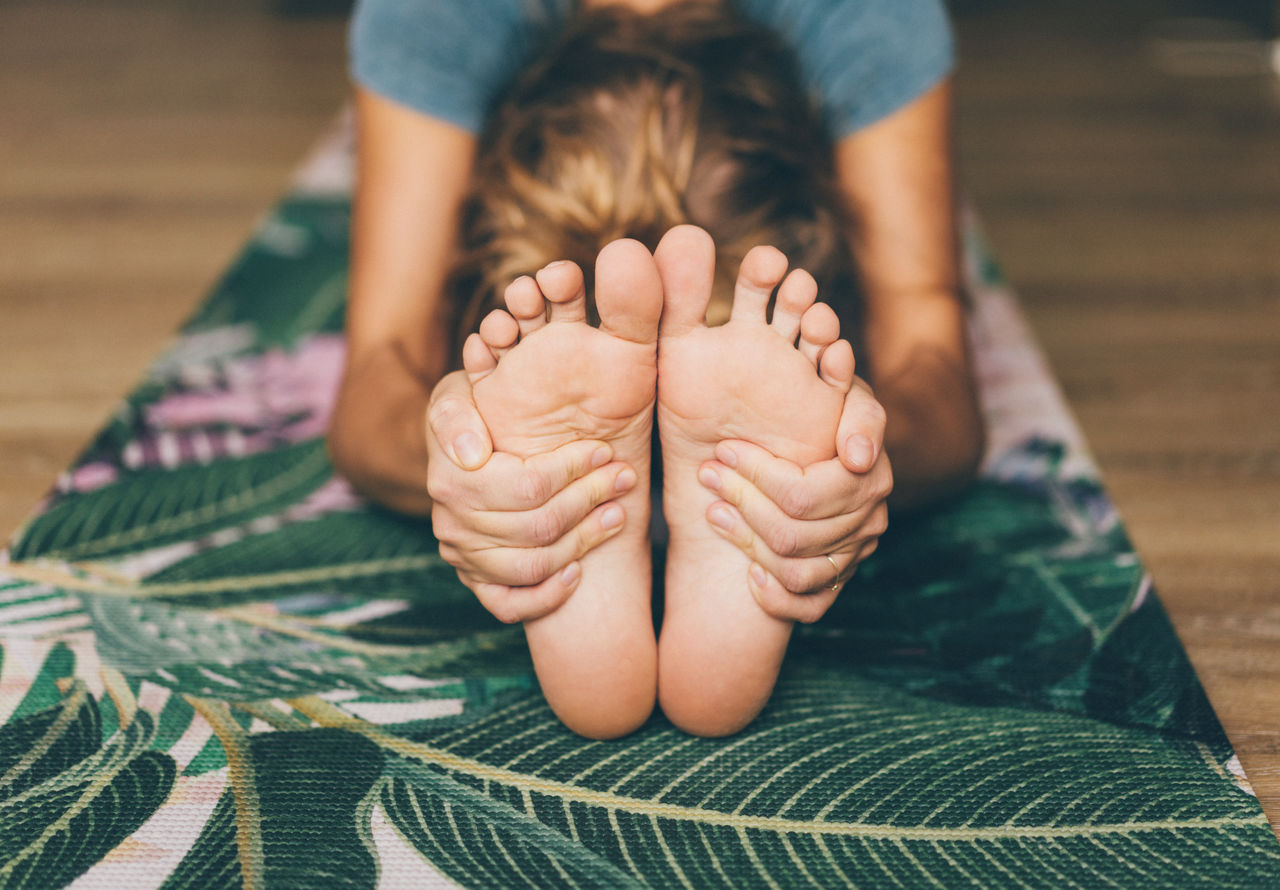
[2,125,1278,889]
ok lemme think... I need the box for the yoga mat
[2,116,1278,888]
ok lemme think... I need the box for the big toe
[595,237,663,345]
[653,225,716,334]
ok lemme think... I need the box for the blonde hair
[447,1,856,355]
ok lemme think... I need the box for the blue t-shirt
[349,0,954,138]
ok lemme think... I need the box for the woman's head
[449,0,856,350]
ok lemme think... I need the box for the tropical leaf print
[85,594,526,702]
[378,762,641,889]
[0,683,176,888]
[160,705,381,890]
[141,509,460,605]
[10,439,332,561]
[294,675,1280,890]
[181,198,351,348]
[802,477,1224,744]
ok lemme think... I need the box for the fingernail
[615,467,637,492]
[698,466,721,491]
[600,505,624,530]
[846,435,875,470]
[715,443,738,468]
[454,432,484,468]
[709,505,734,531]
[749,564,767,587]
[560,562,581,586]
[591,446,611,468]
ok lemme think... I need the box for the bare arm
[835,78,985,509]
[328,87,478,514]
[328,88,631,616]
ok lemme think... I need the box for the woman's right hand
[425,370,637,624]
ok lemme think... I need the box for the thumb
[836,378,887,474]
[427,372,494,470]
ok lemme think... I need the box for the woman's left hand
[698,377,892,623]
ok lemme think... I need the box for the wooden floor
[2,0,1278,832]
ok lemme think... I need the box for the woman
[328,0,984,738]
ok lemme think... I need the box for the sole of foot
[652,224,855,736]
[465,238,663,738]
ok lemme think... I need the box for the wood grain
[1,0,1277,833]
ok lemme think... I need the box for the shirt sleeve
[348,0,569,133]
[739,0,955,137]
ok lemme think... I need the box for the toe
[770,269,817,343]
[817,338,856,392]
[505,275,547,337]
[535,260,589,324]
[595,238,663,344]
[653,224,716,334]
[462,332,497,384]
[479,309,520,360]
[730,245,788,325]
[797,302,840,367]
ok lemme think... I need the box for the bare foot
[464,238,662,738]
[652,225,855,736]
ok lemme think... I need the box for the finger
[428,437,614,513]
[700,462,874,558]
[835,377,888,474]
[472,460,637,546]
[460,500,626,588]
[705,499,864,594]
[460,562,582,624]
[714,439,892,521]
[426,372,494,470]
[501,440,617,509]
[747,563,841,624]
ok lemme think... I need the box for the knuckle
[867,507,890,538]
[874,468,894,501]
[426,395,463,435]
[486,595,523,625]
[528,506,564,547]
[425,466,457,503]
[865,399,888,430]
[514,466,552,507]
[429,511,459,544]
[512,549,552,587]
[777,562,811,595]
[764,521,803,558]
[778,483,814,519]
[437,543,462,568]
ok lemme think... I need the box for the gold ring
[826,554,842,590]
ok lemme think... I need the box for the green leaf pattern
[0,195,1275,887]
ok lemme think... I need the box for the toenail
[615,468,637,492]
[698,467,721,491]
[544,260,571,269]
[714,443,738,468]
[709,505,735,531]
[601,505,624,530]
[846,435,875,470]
